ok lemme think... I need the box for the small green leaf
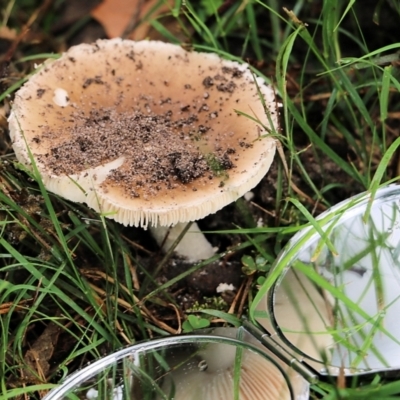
[257,276,266,286]
[241,255,256,269]
[182,315,211,332]
[182,320,194,333]
[188,315,210,329]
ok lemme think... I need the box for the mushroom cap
[9,39,277,227]
[160,343,291,400]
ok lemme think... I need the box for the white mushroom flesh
[149,222,216,261]
[52,88,70,107]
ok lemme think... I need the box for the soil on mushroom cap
[39,108,235,199]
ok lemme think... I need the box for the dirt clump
[39,108,234,199]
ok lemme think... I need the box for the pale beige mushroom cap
[160,343,291,400]
[9,39,277,227]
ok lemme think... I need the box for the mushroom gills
[159,343,291,400]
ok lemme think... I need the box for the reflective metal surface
[257,185,400,376]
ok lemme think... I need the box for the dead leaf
[0,26,17,41]
[91,0,174,40]
[22,322,61,382]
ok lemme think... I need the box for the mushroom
[160,339,291,399]
[8,39,277,260]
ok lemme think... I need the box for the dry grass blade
[83,269,179,334]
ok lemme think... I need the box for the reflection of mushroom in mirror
[299,199,400,371]
[8,39,277,261]
[256,186,400,376]
[255,267,335,376]
[273,268,334,360]
[160,341,291,400]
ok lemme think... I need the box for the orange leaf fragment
[0,26,17,41]
[91,0,173,40]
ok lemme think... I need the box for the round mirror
[43,328,308,400]
[257,185,400,376]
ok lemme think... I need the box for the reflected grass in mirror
[256,186,400,377]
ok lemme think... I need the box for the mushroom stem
[149,222,216,262]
